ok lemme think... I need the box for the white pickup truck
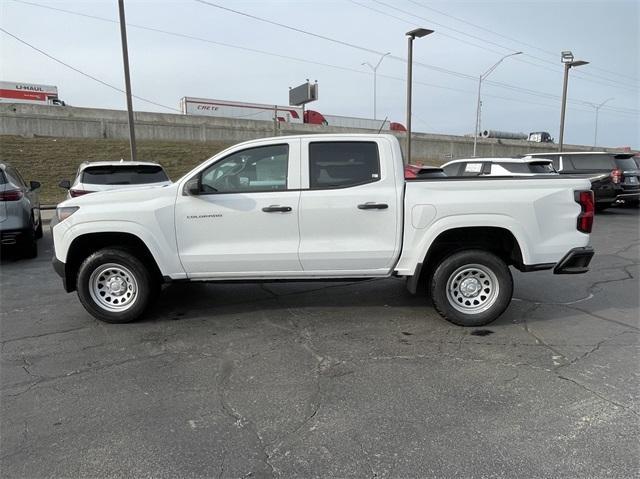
[52,134,595,326]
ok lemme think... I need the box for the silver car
[0,162,42,258]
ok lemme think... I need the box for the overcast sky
[1,0,638,148]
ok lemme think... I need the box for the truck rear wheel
[430,249,513,327]
[76,248,154,323]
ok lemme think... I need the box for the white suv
[442,157,557,177]
[59,161,171,198]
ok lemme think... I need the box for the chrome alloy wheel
[89,263,139,312]
[445,263,499,314]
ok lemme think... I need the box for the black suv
[526,152,640,210]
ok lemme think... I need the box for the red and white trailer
[0,81,65,106]
[179,97,308,123]
[179,96,406,131]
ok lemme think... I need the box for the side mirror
[58,179,71,190]
[184,176,201,196]
[29,180,41,191]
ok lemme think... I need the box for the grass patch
[0,136,231,204]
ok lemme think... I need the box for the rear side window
[0,170,7,185]
[442,164,462,176]
[81,165,169,185]
[462,162,484,176]
[309,142,380,189]
[566,154,615,170]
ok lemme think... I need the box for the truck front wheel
[430,250,513,327]
[76,248,154,323]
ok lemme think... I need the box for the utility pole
[118,0,136,161]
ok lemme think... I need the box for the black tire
[430,249,513,327]
[76,248,154,323]
[20,231,38,259]
[34,210,43,239]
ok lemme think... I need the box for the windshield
[81,165,169,185]
[614,158,638,171]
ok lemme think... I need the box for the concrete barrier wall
[0,103,612,163]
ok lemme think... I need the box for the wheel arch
[64,232,163,292]
[407,226,525,294]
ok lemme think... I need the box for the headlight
[56,206,79,222]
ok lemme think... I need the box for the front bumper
[52,256,70,291]
[553,246,594,274]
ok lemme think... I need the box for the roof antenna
[377,116,389,134]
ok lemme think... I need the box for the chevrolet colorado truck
[52,134,595,326]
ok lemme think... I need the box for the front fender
[53,219,186,279]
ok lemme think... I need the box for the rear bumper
[0,228,31,246]
[616,192,640,202]
[553,247,594,274]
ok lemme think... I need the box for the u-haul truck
[0,81,66,106]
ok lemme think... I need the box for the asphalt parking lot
[1,207,638,478]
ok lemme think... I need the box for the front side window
[200,144,289,193]
[309,142,379,189]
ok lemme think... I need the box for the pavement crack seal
[555,373,640,419]
[0,325,92,345]
[359,442,378,478]
[217,356,278,478]
[555,330,638,372]
[4,352,172,397]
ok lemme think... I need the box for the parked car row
[1,160,170,259]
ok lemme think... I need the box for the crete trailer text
[0,81,65,106]
[179,97,406,131]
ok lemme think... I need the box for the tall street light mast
[473,51,522,157]
[405,28,434,165]
[558,51,589,152]
[362,52,390,120]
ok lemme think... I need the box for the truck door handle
[358,202,388,210]
[262,205,292,213]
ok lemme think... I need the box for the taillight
[611,168,622,184]
[70,189,93,197]
[575,190,594,233]
[0,189,23,201]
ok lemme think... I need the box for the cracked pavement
[1,207,638,478]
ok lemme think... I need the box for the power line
[406,0,640,85]
[368,0,639,92]
[0,27,180,113]
[8,0,637,118]
[194,0,639,113]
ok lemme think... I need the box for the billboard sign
[289,81,318,106]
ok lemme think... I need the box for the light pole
[472,51,522,157]
[362,52,390,120]
[118,0,136,161]
[589,97,614,147]
[405,28,433,165]
[558,51,589,152]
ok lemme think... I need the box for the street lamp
[405,28,434,165]
[558,51,589,152]
[588,97,614,146]
[362,52,390,120]
[472,51,522,157]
